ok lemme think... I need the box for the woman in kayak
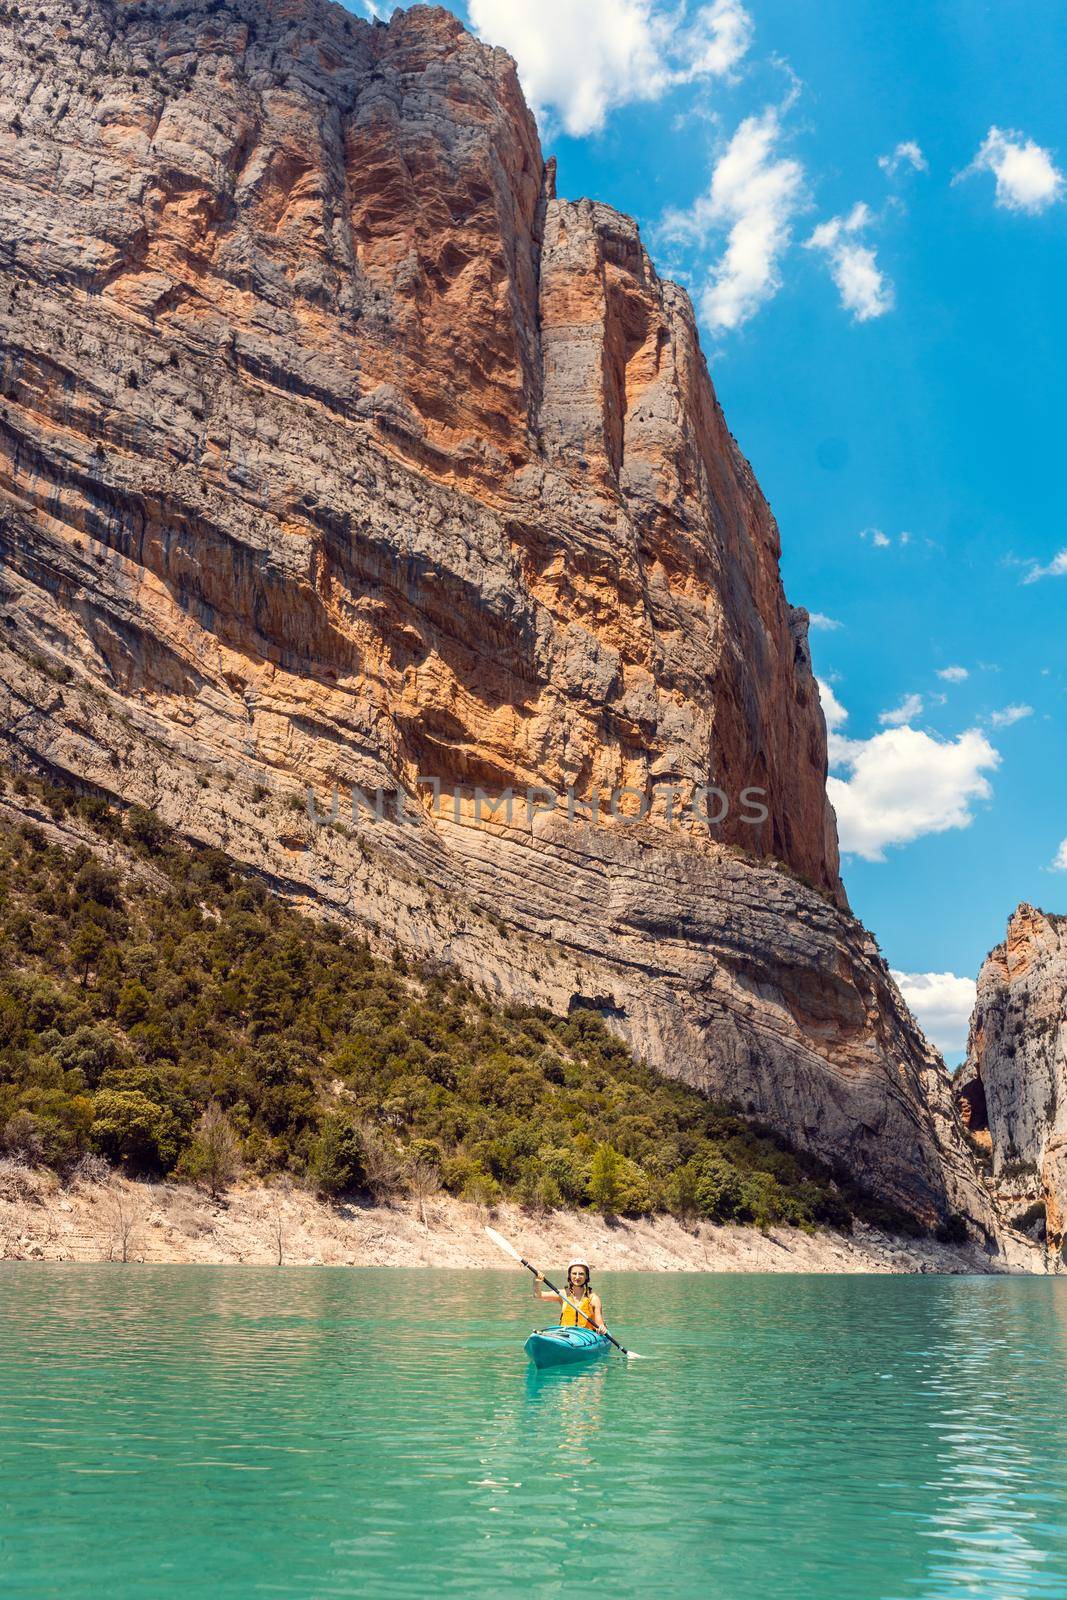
[534,1259,607,1333]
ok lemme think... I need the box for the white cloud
[938,666,969,683]
[858,526,892,548]
[804,202,894,321]
[816,677,849,733]
[879,693,924,727]
[988,703,1033,728]
[1052,839,1067,872]
[805,201,871,253]
[681,0,754,76]
[958,126,1065,214]
[891,970,977,1055]
[825,689,999,860]
[808,612,842,631]
[1023,549,1067,584]
[660,107,805,330]
[469,0,753,138]
[879,140,927,178]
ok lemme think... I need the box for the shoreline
[0,1166,1034,1274]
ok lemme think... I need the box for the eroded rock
[961,905,1067,1256]
[0,0,997,1234]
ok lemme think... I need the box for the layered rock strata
[959,905,1067,1254]
[0,0,997,1233]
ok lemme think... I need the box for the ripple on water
[1,1268,1066,1599]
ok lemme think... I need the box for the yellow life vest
[559,1292,597,1331]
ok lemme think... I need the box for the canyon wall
[0,0,997,1233]
[958,905,1067,1256]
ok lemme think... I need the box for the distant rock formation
[0,0,998,1233]
[959,904,1067,1256]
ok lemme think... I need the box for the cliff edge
[958,904,1067,1261]
[0,0,996,1233]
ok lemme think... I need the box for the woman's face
[570,1267,588,1290]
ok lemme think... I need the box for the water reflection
[903,1281,1067,1599]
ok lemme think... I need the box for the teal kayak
[524,1327,611,1369]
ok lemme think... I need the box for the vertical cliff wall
[959,905,1067,1255]
[0,0,996,1232]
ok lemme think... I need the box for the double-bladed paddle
[484,1225,643,1358]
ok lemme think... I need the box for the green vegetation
[0,770,919,1235]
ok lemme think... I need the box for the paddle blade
[484,1226,524,1264]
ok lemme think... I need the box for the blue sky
[352,1,1066,1059]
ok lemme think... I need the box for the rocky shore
[0,1165,1038,1275]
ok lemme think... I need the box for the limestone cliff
[0,0,996,1232]
[958,905,1067,1256]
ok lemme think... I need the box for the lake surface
[1,1267,1066,1598]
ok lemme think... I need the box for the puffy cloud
[816,677,848,733]
[825,689,999,861]
[468,0,753,138]
[805,202,894,321]
[660,108,805,330]
[957,126,1065,214]
[890,970,977,1055]
[879,693,924,727]
[938,666,969,683]
[1052,839,1067,872]
[988,703,1033,728]
[808,612,842,631]
[879,140,927,178]
[833,242,891,319]
[1023,549,1067,584]
[681,0,754,76]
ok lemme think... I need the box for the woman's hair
[566,1265,591,1292]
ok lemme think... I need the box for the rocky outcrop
[0,0,998,1234]
[959,905,1067,1255]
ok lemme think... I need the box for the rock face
[0,0,996,1232]
[959,905,1067,1253]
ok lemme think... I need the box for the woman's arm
[589,1293,607,1333]
[533,1272,562,1302]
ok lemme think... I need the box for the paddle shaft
[514,1252,630,1357]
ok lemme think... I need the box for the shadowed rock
[0,0,997,1233]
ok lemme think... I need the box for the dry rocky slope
[0,1170,1001,1276]
[958,905,1067,1260]
[0,0,1003,1239]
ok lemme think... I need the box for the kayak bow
[525,1327,612,1370]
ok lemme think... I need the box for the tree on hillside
[588,1143,624,1218]
[91,1089,181,1174]
[70,925,108,987]
[182,1104,242,1201]
[307,1110,365,1198]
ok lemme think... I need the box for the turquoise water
[2,1268,1066,1598]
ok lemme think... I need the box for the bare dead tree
[407,1159,441,1227]
[268,1178,292,1266]
[70,1152,111,1190]
[361,1127,403,1206]
[102,1189,142,1263]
